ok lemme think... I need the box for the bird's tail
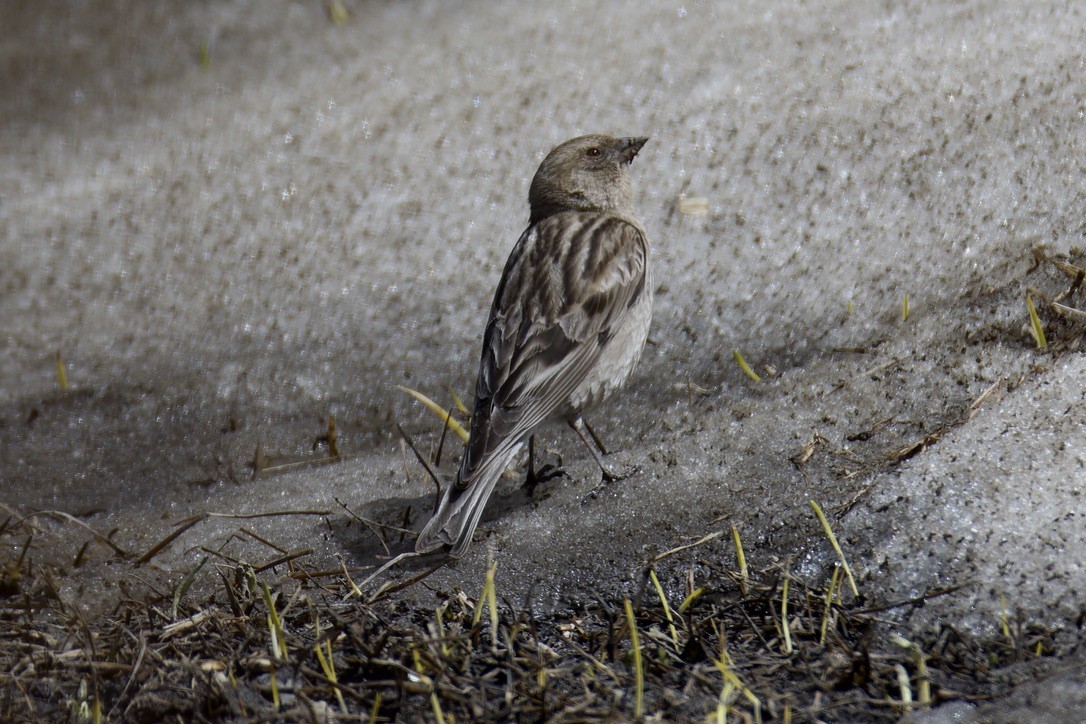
[415,442,523,557]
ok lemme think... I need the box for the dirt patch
[0,515,1069,721]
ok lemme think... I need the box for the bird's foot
[525,463,568,497]
[599,460,639,483]
[581,461,640,503]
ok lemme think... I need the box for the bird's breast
[562,276,654,419]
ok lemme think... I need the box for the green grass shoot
[171,556,208,620]
[472,560,499,644]
[624,598,644,719]
[731,525,749,594]
[447,387,469,414]
[327,0,349,25]
[891,633,930,706]
[819,564,841,645]
[434,606,449,657]
[732,349,761,382]
[998,595,1012,641]
[711,650,762,721]
[414,648,445,723]
[430,691,447,724]
[397,385,470,442]
[648,568,678,645]
[1026,293,1047,350]
[56,351,69,390]
[269,664,280,710]
[679,586,706,613]
[902,293,910,322]
[809,500,859,598]
[315,638,347,712]
[253,574,288,662]
[714,680,735,723]
[895,663,912,708]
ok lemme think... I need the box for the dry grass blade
[161,609,214,640]
[1049,299,1086,323]
[326,415,340,458]
[433,405,457,466]
[251,454,342,476]
[352,551,445,603]
[832,356,902,391]
[207,509,331,519]
[890,375,1008,464]
[397,423,443,504]
[677,195,709,216]
[253,548,312,574]
[134,514,206,566]
[334,497,394,557]
[396,385,470,442]
[649,530,722,564]
[20,510,129,558]
[780,575,793,655]
[968,377,1005,416]
[1031,245,1086,281]
[171,556,209,619]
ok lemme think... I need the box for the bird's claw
[525,463,568,496]
[599,462,639,483]
[581,463,640,504]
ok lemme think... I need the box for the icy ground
[2,0,1085,717]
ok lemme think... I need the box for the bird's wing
[416,212,648,555]
[461,211,648,485]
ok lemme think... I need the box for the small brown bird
[416,134,652,557]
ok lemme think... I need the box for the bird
[415,134,652,558]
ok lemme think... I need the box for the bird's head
[528,134,649,223]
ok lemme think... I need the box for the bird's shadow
[328,470,566,576]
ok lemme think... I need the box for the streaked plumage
[417,134,652,557]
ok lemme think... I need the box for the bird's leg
[525,435,538,495]
[569,418,634,483]
[581,418,609,455]
[524,435,566,495]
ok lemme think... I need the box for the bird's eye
[585,147,602,157]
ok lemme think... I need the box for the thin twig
[333,496,392,557]
[397,423,443,505]
[649,531,723,564]
[16,510,129,558]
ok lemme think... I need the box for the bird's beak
[615,136,649,166]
